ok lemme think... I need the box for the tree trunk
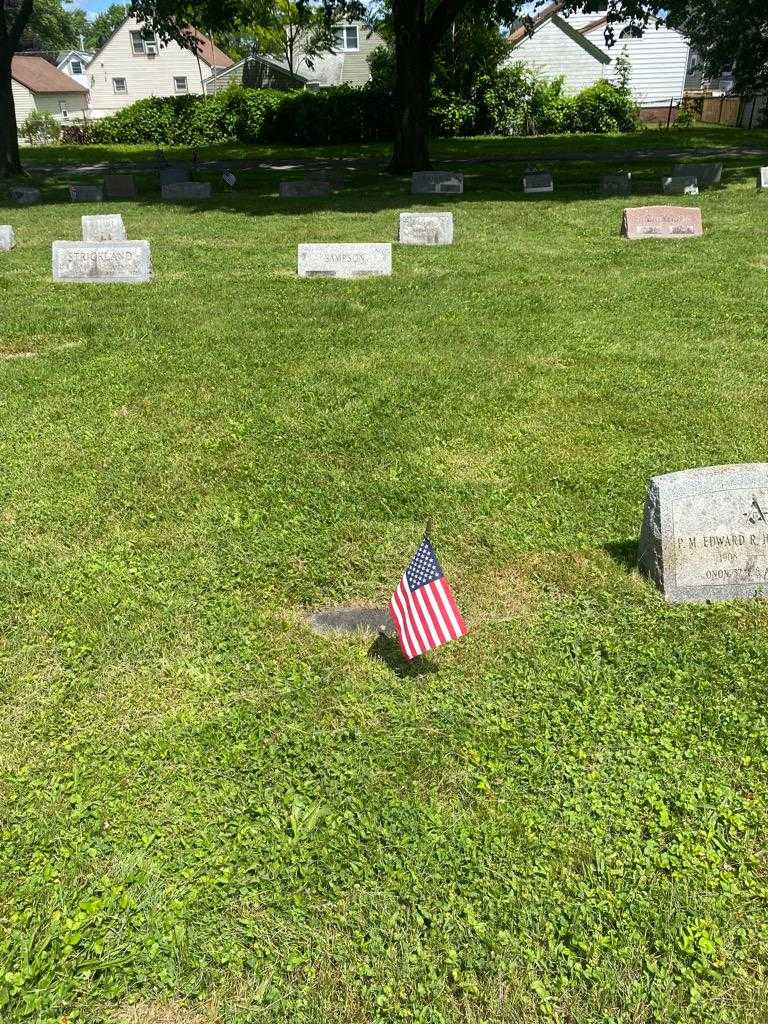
[0,54,23,178]
[389,1,432,174]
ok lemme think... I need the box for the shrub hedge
[61,72,636,148]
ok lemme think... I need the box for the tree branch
[425,0,470,49]
[8,0,35,50]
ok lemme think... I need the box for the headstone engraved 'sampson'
[398,212,453,245]
[639,464,768,603]
[0,226,15,251]
[298,243,392,278]
[52,241,152,284]
[621,206,703,240]
[411,172,464,195]
[81,214,127,242]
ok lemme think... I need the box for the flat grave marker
[103,174,137,199]
[523,172,554,194]
[411,172,464,195]
[639,463,768,603]
[161,182,211,200]
[601,172,631,196]
[672,162,722,187]
[622,205,703,240]
[52,240,152,284]
[159,165,190,186]
[0,226,15,251]
[82,214,127,242]
[759,167,768,190]
[69,184,103,203]
[398,212,453,245]
[298,243,392,278]
[9,187,40,205]
[304,606,393,636]
[662,175,698,196]
[279,180,332,198]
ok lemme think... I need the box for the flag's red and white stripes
[388,574,467,660]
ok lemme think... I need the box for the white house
[290,20,384,87]
[507,1,691,119]
[12,55,89,129]
[57,49,94,91]
[84,17,234,118]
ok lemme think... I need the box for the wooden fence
[701,96,743,126]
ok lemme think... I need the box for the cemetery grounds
[1,125,768,1023]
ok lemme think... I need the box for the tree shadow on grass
[367,631,439,678]
[603,539,639,574]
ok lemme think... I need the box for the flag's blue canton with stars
[406,538,444,590]
[388,535,467,660]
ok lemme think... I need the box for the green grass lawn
[1,132,768,1024]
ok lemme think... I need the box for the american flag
[388,535,467,660]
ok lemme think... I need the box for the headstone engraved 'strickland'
[82,214,126,242]
[0,226,15,251]
[621,206,703,240]
[639,464,768,603]
[523,173,554,194]
[52,241,152,284]
[298,243,392,278]
[411,172,464,195]
[398,212,453,245]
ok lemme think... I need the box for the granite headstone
[69,184,103,202]
[662,175,698,195]
[279,180,332,197]
[398,212,453,245]
[622,206,703,240]
[601,172,632,196]
[759,167,768,190]
[523,173,554,194]
[9,186,40,205]
[161,182,211,200]
[672,162,722,187]
[81,214,127,242]
[639,464,768,603]
[0,226,15,251]
[103,174,137,199]
[411,172,464,195]
[159,165,190,186]
[298,243,392,278]
[52,240,152,283]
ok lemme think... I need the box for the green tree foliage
[85,4,129,49]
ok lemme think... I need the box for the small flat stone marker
[52,241,152,284]
[398,212,453,245]
[159,165,190,185]
[69,184,103,202]
[279,180,332,197]
[304,606,393,636]
[298,243,392,278]
[161,182,211,200]
[82,214,126,242]
[639,464,768,603]
[103,174,137,199]
[9,186,40,204]
[663,175,698,195]
[523,173,554,194]
[621,206,703,240]
[601,172,631,196]
[759,167,768,190]
[672,162,722,187]
[411,172,463,195]
[0,226,15,251]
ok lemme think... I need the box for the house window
[619,25,643,39]
[70,60,82,74]
[173,76,188,94]
[113,77,128,94]
[130,29,157,55]
[332,25,359,51]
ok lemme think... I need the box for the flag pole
[425,518,433,540]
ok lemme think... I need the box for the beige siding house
[86,17,233,118]
[12,56,89,129]
[293,21,384,87]
[506,2,690,117]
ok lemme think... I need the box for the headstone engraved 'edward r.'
[103,174,137,199]
[0,226,15,251]
[621,206,703,240]
[82,214,126,242]
[161,182,212,200]
[411,172,463,195]
[52,241,152,284]
[640,464,768,603]
[298,243,392,278]
[398,212,453,245]
[523,173,554,194]
[69,184,103,202]
[672,162,722,187]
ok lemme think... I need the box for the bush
[566,79,638,133]
[429,90,477,137]
[20,111,61,145]
[473,64,539,136]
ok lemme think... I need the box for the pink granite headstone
[622,206,703,240]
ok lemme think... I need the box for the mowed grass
[1,134,768,1024]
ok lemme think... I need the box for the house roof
[183,28,234,69]
[550,13,612,64]
[57,49,93,68]
[509,1,566,44]
[11,55,88,94]
[204,54,307,85]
